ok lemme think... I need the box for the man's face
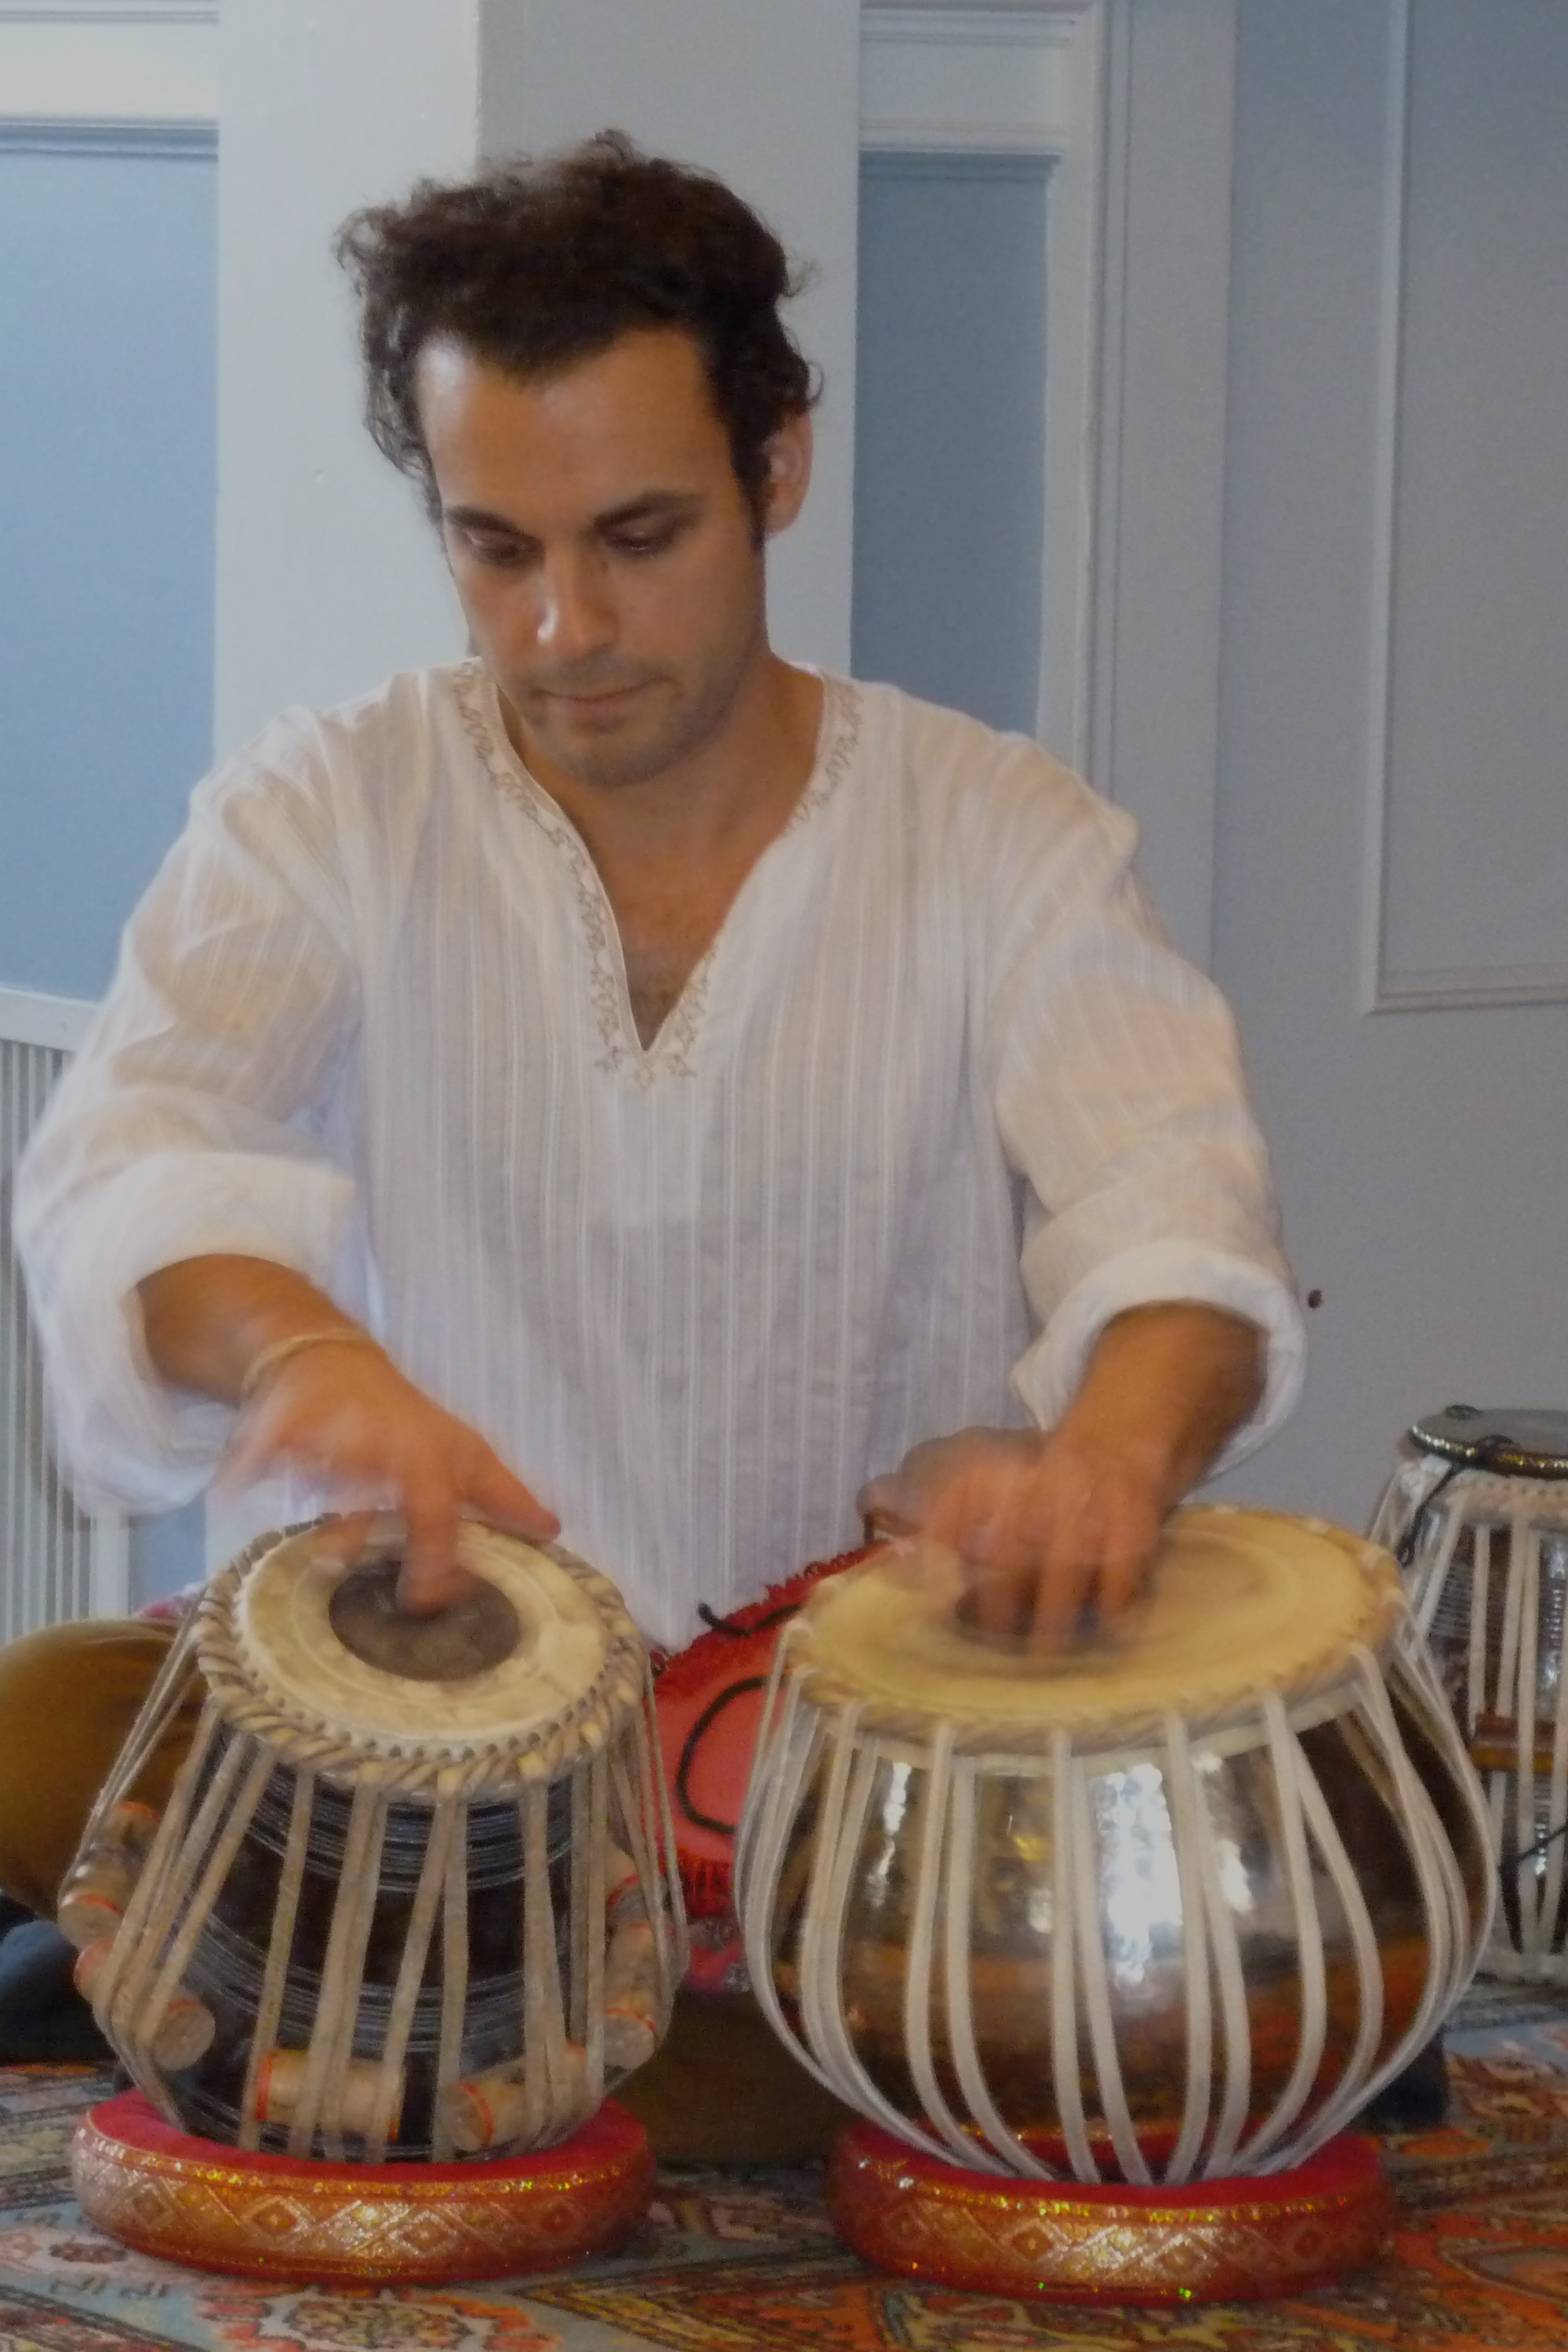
[416,328,809,796]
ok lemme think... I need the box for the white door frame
[863,0,1239,968]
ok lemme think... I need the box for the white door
[853,0,1568,1535]
[1210,0,1568,1528]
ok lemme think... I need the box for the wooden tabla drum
[61,1523,686,2194]
[1373,1404,1568,1982]
[737,1506,1491,2258]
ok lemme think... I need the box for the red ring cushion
[72,2091,653,2283]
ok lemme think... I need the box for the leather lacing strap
[671,1595,817,1837]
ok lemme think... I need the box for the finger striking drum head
[787,1509,1406,1750]
[234,1523,621,1759]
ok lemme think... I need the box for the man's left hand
[856,1301,1265,1650]
[856,1423,1163,1648]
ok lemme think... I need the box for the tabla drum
[1372,1405,1568,1982]
[60,1522,688,2164]
[736,1505,1492,2189]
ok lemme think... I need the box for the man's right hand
[138,1254,558,1613]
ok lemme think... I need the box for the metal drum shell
[1374,1431,1568,1983]
[149,1733,577,2156]
[737,1512,1492,2187]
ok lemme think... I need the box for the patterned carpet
[3,1983,1568,2351]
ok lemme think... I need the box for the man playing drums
[3,136,1303,2149]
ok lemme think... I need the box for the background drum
[737,1505,1491,2189]
[652,1549,867,1996]
[60,1523,687,2163]
[1373,1405,1568,1983]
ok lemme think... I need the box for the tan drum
[60,1523,687,2162]
[736,1506,1492,2187]
[1372,1405,1568,1982]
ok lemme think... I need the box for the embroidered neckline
[452,662,859,1083]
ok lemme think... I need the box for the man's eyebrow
[440,491,702,537]
[441,503,532,537]
[593,491,702,532]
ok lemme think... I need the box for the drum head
[1407,1404,1568,1479]
[226,1523,625,1757]
[788,1506,1403,1748]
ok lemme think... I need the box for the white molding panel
[0,4,212,14]
[856,0,1238,966]
[0,117,213,151]
[1363,0,1568,1012]
[862,5,1095,154]
[1084,0,1236,967]
[859,4,1107,780]
[1356,0,1410,1013]
[0,1,216,127]
[1377,962,1568,1011]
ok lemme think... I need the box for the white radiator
[0,985,129,1635]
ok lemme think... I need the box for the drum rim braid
[775,1509,1407,1756]
[1404,1407,1568,1481]
[189,1523,648,1795]
[785,1515,1410,1759]
[767,1657,1410,1774]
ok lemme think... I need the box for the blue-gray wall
[1,136,216,1599]
[852,152,1048,736]
[0,137,216,1000]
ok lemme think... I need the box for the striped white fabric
[14,666,1303,1650]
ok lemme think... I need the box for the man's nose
[535,552,615,659]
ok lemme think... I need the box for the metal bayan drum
[61,1523,687,2163]
[1372,1405,1568,1982]
[737,1506,1492,2188]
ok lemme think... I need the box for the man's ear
[760,410,813,536]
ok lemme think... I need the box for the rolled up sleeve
[979,779,1305,1467]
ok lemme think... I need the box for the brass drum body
[61,1526,687,2162]
[1374,1405,1568,1982]
[736,1508,1492,2187]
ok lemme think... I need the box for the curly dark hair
[335,131,818,532]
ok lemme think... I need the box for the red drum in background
[653,1551,869,1991]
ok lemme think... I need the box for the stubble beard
[506,612,767,797]
[528,682,724,793]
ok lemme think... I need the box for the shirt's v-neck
[455,663,858,1081]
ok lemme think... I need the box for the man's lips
[537,679,655,719]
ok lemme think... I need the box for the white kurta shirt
[16,666,1303,1649]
